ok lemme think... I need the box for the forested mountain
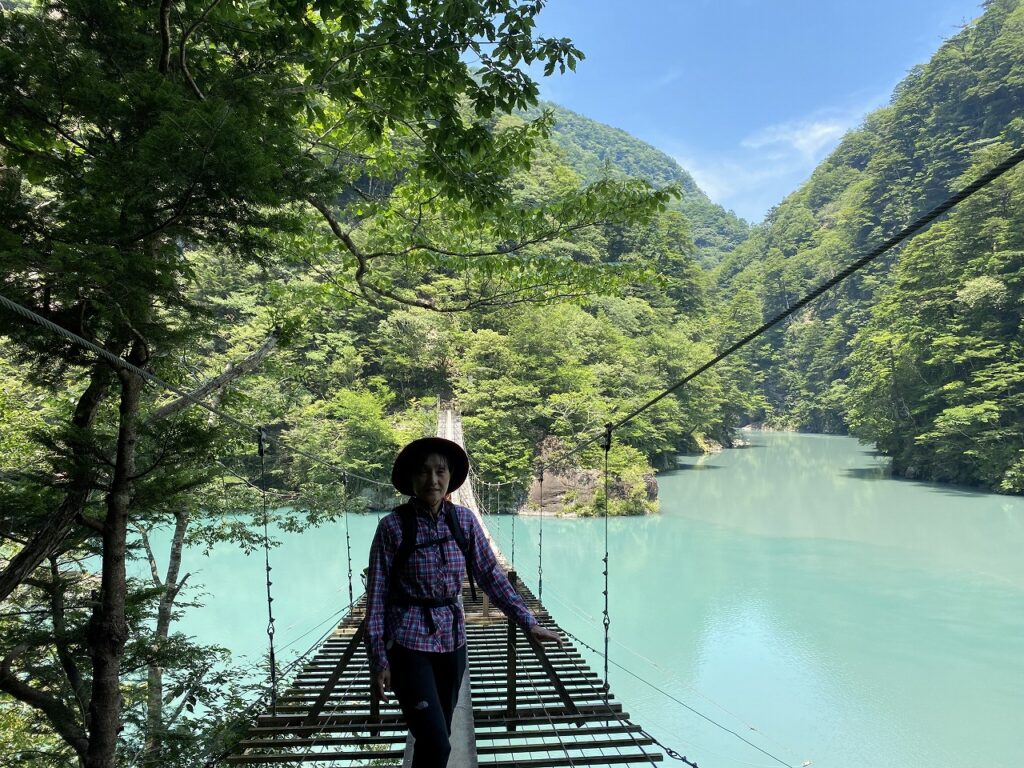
[718,0,1024,491]
[526,103,751,266]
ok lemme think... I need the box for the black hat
[391,437,470,497]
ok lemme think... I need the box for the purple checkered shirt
[365,500,537,673]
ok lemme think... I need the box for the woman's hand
[373,668,391,703]
[529,623,563,646]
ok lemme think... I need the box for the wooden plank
[223,748,405,764]
[472,723,643,741]
[483,754,662,768]
[280,680,607,704]
[285,669,601,687]
[475,735,656,755]
[475,710,629,728]
[237,735,404,749]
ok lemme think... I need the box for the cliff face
[523,438,658,517]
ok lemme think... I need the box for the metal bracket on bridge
[507,570,581,723]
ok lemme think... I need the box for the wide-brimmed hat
[390,437,470,497]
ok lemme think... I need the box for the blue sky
[529,0,986,222]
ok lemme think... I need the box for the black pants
[386,642,468,768]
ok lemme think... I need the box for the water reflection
[492,432,1024,768]
[657,432,1024,590]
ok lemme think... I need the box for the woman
[365,437,560,767]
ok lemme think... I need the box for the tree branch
[364,219,603,262]
[0,645,89,758]
[0,357,116,602]
[5,96,95,156]
[74,512,104,535]
[164,663,210,728]
[305,200,604,311]
[48,558,88,717]
[164,510,189,599]
[179,0,222,100]
[134,524,162,587]
[145,329,280,425]
[307,195,445,310]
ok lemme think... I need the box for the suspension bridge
[219,405,667,767]
[2,141,1023,767]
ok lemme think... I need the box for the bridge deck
[221,408,663,766]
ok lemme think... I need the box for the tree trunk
[0,364,113,602]
[84,348,145,768]
[142,508,190,764]
[0,330,277,602]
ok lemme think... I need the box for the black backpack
[387,502,477,633]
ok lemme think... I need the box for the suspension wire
[292,634,372,763]
[202,594,364,767]
[561,633,701,768]
[552,619,662,767]
[544,583,808,764]
[258,428,279,716]
[539,143,1024,470]
[277,595,362,655]
[545,584,801,766]
[500,481,513,567]
[342,472,354,608]
[0,292,395,491]
[509,483,517,567]
[537,466,544,605]
[562,626,794,768]
[516,620,579,767]
[601,422,612,700]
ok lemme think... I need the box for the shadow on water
[842,467,998,498]
[917,482,995,498]
[862,448,889,458]
[842,467,892,481]
[670,462,723,471]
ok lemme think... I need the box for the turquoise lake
[161,432,1024,767]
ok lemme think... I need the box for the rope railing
[601,422,612,700]
[0,292,396,494]
[258,429,279,716]
[201,593,365,768]
[562,625,795,768]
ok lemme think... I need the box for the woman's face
[411,452,450,509]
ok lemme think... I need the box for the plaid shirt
[366,500,536,673]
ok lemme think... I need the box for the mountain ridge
[524,101,751,267]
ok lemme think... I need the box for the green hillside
[525,102,750,266]
[719,0,1024,491]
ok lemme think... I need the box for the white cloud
[653,68,683,89]
[658,102,882,221]
[671,152,798,222]
[741,117,849,161]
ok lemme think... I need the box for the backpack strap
[445,504,477,602]
[390,504,419,595]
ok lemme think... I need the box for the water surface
[161,432,1024,767]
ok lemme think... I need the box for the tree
[0,1,672,764]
